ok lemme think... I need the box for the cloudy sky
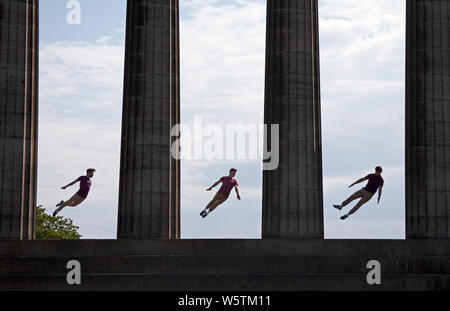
[38,0,406,239]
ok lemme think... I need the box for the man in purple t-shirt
[200,168,241,218]
[53,168,95,217]
[333,166,384,220]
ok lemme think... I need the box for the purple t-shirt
[76,176,92,198]
[364,174,384,195]
[218,176,238,198]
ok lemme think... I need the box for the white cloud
[39,40,125,119]
[180,0,266,124]
[325,219,405,239]
[96,35,111,44]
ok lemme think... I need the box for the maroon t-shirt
[76,176,92,199]
[218,176,238,198]
[364,174,384,195]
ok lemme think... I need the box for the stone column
[262,0,323,238]
[0,0,38,240]
[406,0,450,239]
[117,0,180,239]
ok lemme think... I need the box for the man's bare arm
[377,185,383,203]
[235,186,241,200]
[207,180,222,191]
[62,179,78,190]
[349,176,368,188]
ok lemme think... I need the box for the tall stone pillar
[0,0,38,240]
[406,0,450,239]
[118,0,180,239]
[262,0,323,239]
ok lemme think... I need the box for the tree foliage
[35,205,82,240]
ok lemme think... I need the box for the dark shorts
[212,192,228,202]
[75,191,88,199]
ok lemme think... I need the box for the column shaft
[0,0,38,240]
[118,0,180,239]
[262,0,323,239]
[406,0,450,239]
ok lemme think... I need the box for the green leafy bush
[35,205,82,240]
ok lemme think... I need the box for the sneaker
[56,200,64,207]
[200,210,206,217]
[333,204,342,211]
[340,214,349,220]
[52,209,59,217]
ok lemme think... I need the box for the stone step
[1,255,450,275]
[1,273,449,291]
[1,239,450,257]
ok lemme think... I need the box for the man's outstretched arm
[207,180,222,191]
[61,179,78,190]
[348,176,368,188]
[377,185,383,203]
[234,185,241,200]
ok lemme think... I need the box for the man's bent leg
[68,194,85,206]
[208,194,227,213]
[58,194,85,210]
[205,193,221,210]
[348,192,373,215]
[342,189,365,207]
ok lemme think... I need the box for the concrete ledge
[1,239,449,290]
[2,239,450,256]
